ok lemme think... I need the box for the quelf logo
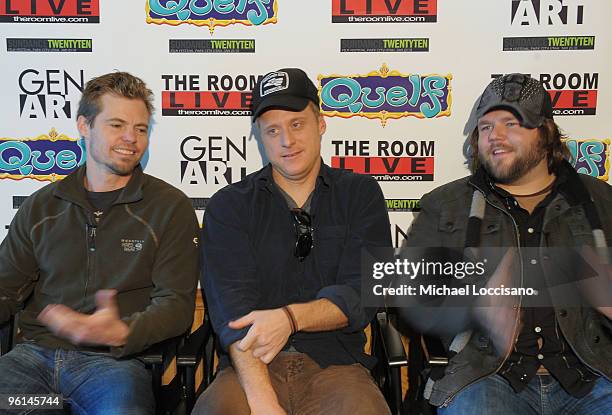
[180,134,248,189]
[18,69,85,119]
[491,72,598,116]
[0,0,100,23]
[146,0,278,33]
[331,139,435,181]
[564,138,610,181]
[0,129,85,182]
[319,64,451,126]
[332,0,437,23]
[161,74,262,116]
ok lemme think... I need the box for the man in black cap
[193,68,392,415]
[400,74,612,414]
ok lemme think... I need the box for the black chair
[402,326,449,415]
[0,315,17,356]
[373,310,409,415]
[176,312,215,412]
[0,314,186,415]
[176,308,408,415]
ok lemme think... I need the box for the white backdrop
[1,0,610,247]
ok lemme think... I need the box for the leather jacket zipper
[441,187,525,407]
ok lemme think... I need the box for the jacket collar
[54,164,145,208]
[468,160,582,207]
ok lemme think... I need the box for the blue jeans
[0,343,154,415]
[438,373,612,415]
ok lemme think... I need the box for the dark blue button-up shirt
[201,162,391,369]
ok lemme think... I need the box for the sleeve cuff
[316,285,368,332]
[217,324,251,352]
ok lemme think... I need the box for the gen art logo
[18,69,85,119]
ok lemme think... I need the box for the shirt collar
[471,162,571,207]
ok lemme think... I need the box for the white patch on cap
[260,71,289,97]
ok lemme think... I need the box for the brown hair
[467,118,572,174]
[77,72,154,126]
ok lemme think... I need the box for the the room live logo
[0,0,99,23]
[146,0,278,33]
[332,0,437,23]
[0,129,85,182]
[319,64,451,126]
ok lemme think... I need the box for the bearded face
[477,110,544,184]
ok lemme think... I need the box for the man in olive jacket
[0,72,199,414]
[400,74,611,414]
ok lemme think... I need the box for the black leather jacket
[402,162,612,407]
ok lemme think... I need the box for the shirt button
[537,354,544,360]
[528,227,534,234]
[530,259,538,265]
[534,326,542,333]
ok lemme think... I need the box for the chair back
[0,315,17,356]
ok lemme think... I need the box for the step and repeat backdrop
[1,0,610,246]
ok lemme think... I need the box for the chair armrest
[376,312,408,367]
[177,318,213,368]
[176,318,215,413]
[140,335,183,366]
[421,335,448,366]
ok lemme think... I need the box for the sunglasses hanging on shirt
[291,208,313,261]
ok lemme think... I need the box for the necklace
[509,180,555,198]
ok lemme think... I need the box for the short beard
[481,141,545,184]
[107,162,137,176]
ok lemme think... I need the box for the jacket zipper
[441,187,525,407]
[83,222,97,308]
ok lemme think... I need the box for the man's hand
[228,308,292,364]
[472,248,521,357]
[37,289,129,347]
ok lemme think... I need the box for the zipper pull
[87,224,97,252]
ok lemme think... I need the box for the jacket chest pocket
[545,209,592,246]
[438,213,467,246]
[566,212,593,243]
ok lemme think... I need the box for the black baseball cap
[465,73,554,133]
[251,68,319,121]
